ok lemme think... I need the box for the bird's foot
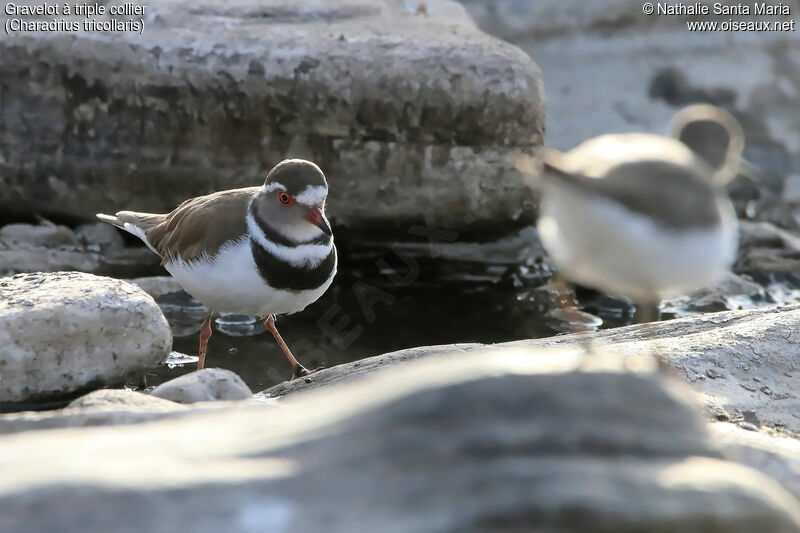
[290,364,325,381]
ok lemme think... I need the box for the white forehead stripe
[295,185,328,205]
[262,182,286,194]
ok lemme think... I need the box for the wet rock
[0,0,543,238]
[0,272,172,403]
[0,350,798,532]
[668,272,773,314]
[711,422,800,501]
[739,220,800,252]
[735,220,800,277]
[262,305,800,438]
[150,369,253,404]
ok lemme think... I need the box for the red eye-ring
[278,191,294,206]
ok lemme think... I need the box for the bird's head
[253,159,332,241]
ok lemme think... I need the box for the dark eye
[278,192,294,206]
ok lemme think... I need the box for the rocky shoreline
[2,0,800,529]
[1,273,800,521]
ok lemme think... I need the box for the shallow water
[149,277,565,392]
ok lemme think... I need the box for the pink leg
[263,315,318,380]
[197,314,212,370]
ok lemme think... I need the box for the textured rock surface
[460,0,799,225]
[712,422,800,501]
[0,272,172,403]
[1,350,799,532]
[262,305,800,437]
[151,369,253,404]
[0,0,544,237]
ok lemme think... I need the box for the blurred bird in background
[530,104,745,323]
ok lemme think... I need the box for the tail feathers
[96,211,162,255]
[515,148,575,191]
[96,213,124,228]
[523,147,585,190]
[540,147,572,176]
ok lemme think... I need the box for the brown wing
[543,155,721,230]
[144,187,258,263]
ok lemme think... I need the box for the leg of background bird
[633,301,661,324]
[196,313,213,370]
[263,315,315,380]
[550,273,595,354]
[633,300,665,371]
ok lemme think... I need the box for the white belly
[164,238,336,316]
[538,183,738,302]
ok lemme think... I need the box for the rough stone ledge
[261,304,800,436]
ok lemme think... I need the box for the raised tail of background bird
[514,147,581,189]
[96,211,163,255]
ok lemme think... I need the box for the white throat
[246,212,332,268]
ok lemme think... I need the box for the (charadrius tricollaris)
[98,159,336,379]
[535,105,744,323]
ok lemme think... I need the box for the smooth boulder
[0,272,172,403]
[150,368,253,404]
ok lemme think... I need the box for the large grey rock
[0,350,798,532]
[0,272,172,403]
[262,305,800,438]
[0,0,544,237]
[150,369,253,404]
[460,0,800,226]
